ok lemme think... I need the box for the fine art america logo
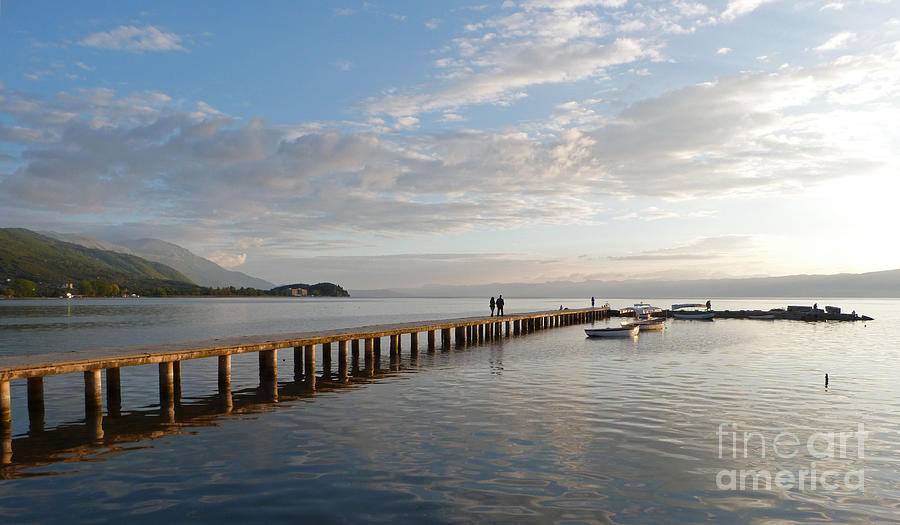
[715,423,867,491]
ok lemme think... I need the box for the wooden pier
[0,307,608,465]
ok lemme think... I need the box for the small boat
[620,303,666,330]
[671,303,715,320]
[748,313,775,320]
[585,326,640,338]
[622,318,666,331]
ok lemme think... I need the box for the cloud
[716,47,732,55]
[367,38,653,117]
[75,61,95,71]
[2,41,898,257]
[80,25,185,52]
[719,0,777,22]
[609,236,756,260]
[205,251,248,267]
[814,31,857,52]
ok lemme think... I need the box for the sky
[1,0,899,289]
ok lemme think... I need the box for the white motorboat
[621,303,666,330]
[585,326,640,337]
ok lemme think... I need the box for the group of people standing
[489,295,504,316]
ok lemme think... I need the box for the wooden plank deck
[0,307,608,381]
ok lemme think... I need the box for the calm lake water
[0,297,898,523]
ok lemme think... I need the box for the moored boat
[671,303,715,320]
[585,326,640,338]
[748,313,775,320]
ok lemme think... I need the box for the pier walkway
[0,307,609,464]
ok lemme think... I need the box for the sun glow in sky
[1,1,899,288]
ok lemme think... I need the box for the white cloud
[75,61,95,71]
[368,38,652,117]
[814,31,857,52]
[205,251,248,267]
[720,0,777,22]
[80,25,185,52]
[609,236,756,260]
[425,18,441,30]
[2,42,898,254]
[716,47,732,55]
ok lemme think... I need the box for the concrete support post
[173,360,182,401]
[105,368,121,417]
[218,354,231,391]
[390,334,398,356]
[84,369,102,414]
[364,338,374,376]
[304,345,316,389]
[0,381,9,464]
[0,381,10,424]
[27,376,44,418]
[427,330,435,350]
[216,356,231,414]
[321,343,332,378]
[260,349,277,381]
[338,340,348,382]
[159,362,174,402]
[410,332,418,355]
[352,340,360,372]
[294,347,304,381]
[441,328,450,349]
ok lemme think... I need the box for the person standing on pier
[592,297,595,308]
[490,297,496,316]
[706,299,712,311]
[496,295,505,316]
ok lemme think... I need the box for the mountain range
[42,232,274,289]
[0,228,196,294]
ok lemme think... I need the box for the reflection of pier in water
[0,307,608,475]
[1,362,408,479]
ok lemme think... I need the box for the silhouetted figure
[825,373,829,388]
[592,296,595,308]
[706,299,711,311]
[496,295,504,316]
[490,296,495,316]
[813,303,818,311]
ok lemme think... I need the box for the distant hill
[352,268,900,298]
[271,282,350,297]
[117,238,275,289]
[43,232,274,289]
[0,228,196,295]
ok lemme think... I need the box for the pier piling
[304,345,316,390]
[338,340,348,383]
[106,368,121,417]
[84,369,102,415]
[27,377,44,419]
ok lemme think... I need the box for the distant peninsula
[271,283,350,297]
